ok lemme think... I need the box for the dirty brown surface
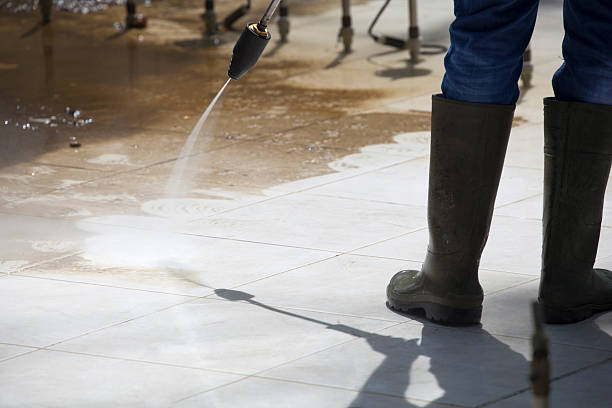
[0,4,430,196]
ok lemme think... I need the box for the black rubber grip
[228,23,271,80]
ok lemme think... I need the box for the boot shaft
[425,95,515,285]
[541,98,612,296]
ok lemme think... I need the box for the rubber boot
[539,98,612,324]
[387,95,515,325]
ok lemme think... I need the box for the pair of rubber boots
[387,95,612,325]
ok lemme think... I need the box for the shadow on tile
[212,288,547,407]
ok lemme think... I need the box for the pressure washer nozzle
[227,23,271,80]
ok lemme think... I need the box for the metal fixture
[202,0,218,37]
[277,0,289,43]
[339,0,353,53]
[368,0,446,60]
[125,0,147,29]
[407,0,420,62]
[40,0,52,24]
[227,0,282,79]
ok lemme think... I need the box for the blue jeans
[441,0,612,105]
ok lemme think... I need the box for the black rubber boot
[539,98,612,324]
[387,95,515,325]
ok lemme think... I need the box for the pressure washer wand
[227,0,282,80]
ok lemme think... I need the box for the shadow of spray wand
[214,288,372,339]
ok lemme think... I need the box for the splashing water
[164,78,231,198]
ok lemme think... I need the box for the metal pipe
[278,0,289,43]
[258,0,282,30]
[40,0,52,24]
[339,0,353,53]
[408,0,420,62]
[203,0,217,36]
[342,0,350,16]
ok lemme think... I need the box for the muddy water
[0,4,430,189]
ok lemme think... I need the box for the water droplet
[73,110,81,119]
[3,120,8,125]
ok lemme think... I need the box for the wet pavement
[1,0,611,407]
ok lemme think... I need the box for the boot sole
[387,298,482,326]
[541,302,612,324]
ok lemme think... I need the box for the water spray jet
[227,0,282,80]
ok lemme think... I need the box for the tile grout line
[2,113,346,211]
[174,320,408,404]
[495,192,542,210]
[15,250,85,274]
[10,273,203,298]
[484,277,541,297]
[185,153,431,223]
[38,296,206,351]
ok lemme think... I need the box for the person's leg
[387,96,514,324]
[539,0,612,323]
[552,0,612,105]
[387,0,539,325]
[387,0,538,324]
[442,0,539,104]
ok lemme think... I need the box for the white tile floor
[1,0,611,407]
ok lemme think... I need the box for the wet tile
[0,275,187,347]
[51,299,395,375]
[262,323,611,407]
[266,151,414,194]
[30,128,188,172]
[211,254,535,322]
[0,213,87,273]
[0,344,35,361]
[22,233,335,297]
[0,162,103,206]
[175,376,449,408]
[190,193,428,252]
[0,350,241,407]
[306,157,430,207]
[482,280,612,350]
